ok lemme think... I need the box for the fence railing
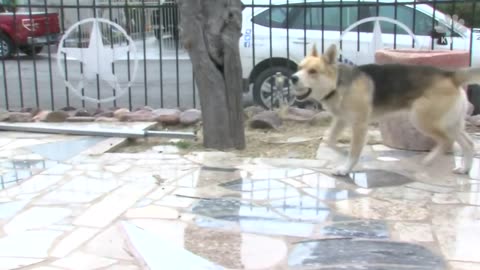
[0,0,478,112]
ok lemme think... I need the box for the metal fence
[0,0,478,112]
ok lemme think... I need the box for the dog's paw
[421,156,435,166]
[331,165,351,176]
[453,166,470,175]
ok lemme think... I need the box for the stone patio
[0,127,479,270]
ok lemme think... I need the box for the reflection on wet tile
[221,178,289,191]
[296,173,337,189]
[121,221,224,270]
[4,207,72,234]
[431,205,480,262]
[0,159,59,190]
[0,230,63,258]
[322,220,389,239]
[391,222,434,243]
[302,188,359,201]
[347,170,415,188]
[0,199,29,220]
[457,192,480,206]
[270,196,331,222]
[51,251,117,270]
[192,198,315,237]
[220,178,301,200]
[28,137,104,161]
[335,198,429,221]
[406,182,454,194]
[192,198,280,221]
[0,257,44,270]
[288,239,446,269]
[37,176,121,204]
[248,168,317,180]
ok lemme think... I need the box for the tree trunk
[177,0,245,150]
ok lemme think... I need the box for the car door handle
[293,39,310,44]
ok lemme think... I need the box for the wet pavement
[0,127,480,270]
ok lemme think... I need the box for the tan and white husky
[291,44,480,176]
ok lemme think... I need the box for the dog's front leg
[326,118,346,152]
[332,123,368,176]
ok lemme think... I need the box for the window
[252,7,288,28]
[289,4,359,31]
[375,5,434,36]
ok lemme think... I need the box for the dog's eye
[308,69,317,74]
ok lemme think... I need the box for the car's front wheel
[253,66,296,109]
[0,33,13,60]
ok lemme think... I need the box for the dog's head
[291,44,338,102]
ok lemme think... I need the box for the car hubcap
[0,41,9,56]
[260,73,295,109]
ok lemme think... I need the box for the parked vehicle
[240,0,480,109]
[151,0,179,44]
[0,9,61,59]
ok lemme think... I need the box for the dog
[290,44,480,176]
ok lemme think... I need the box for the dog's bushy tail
[453,67,480,86]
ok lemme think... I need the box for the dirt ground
[114,119,327,158]
[114,118,385,159]
[114,113,480,159]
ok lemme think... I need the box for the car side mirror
[430,27,448,45]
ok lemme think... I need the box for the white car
[240,0,480,109]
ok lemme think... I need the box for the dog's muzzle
[295,88,312,101]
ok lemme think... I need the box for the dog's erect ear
[324,44,337,65]
[311,43,319,57]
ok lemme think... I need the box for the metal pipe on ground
[0,124,197,140]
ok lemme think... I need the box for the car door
[373,5,469,52]
[285,1,368,64]
[245,5,296,65]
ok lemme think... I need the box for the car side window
[288,4,359,31]
[252,7,288,28]
[376,5,433,36]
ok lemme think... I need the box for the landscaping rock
[45,111,69,123]
[113,108,130,119]
[282,107,317,122]
[154,109,181,125]
[250,111,282,129]
[66,116,96,122]
[95,117,119,122]
[74,108,92,117]
[32,110,51,122]
[244,106,265,119]
[468,115,480,126]
[309,111,333,126]
[21,107,41,116]
[0,109,10,121]
[467,102,474,118]
[60,106,77,112]
[7,112,33,122]
[379,113,435,151]
[134,106,154,112]
[120,110,158,122]
[95,111,114,118]
[180,109,201,125]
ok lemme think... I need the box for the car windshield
[0,0,46,13]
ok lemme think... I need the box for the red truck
[0,10,61,59]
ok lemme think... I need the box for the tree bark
[177,0,245,150]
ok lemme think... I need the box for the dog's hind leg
[410,90,461,168]
[326,118,346,152]
[453,131,474,174]
[332,122,368,176]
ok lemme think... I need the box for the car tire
[19,45,43,56]
[253,66,295,109]
[0,33,14,60]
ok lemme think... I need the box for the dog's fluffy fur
[291,44,480,176]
